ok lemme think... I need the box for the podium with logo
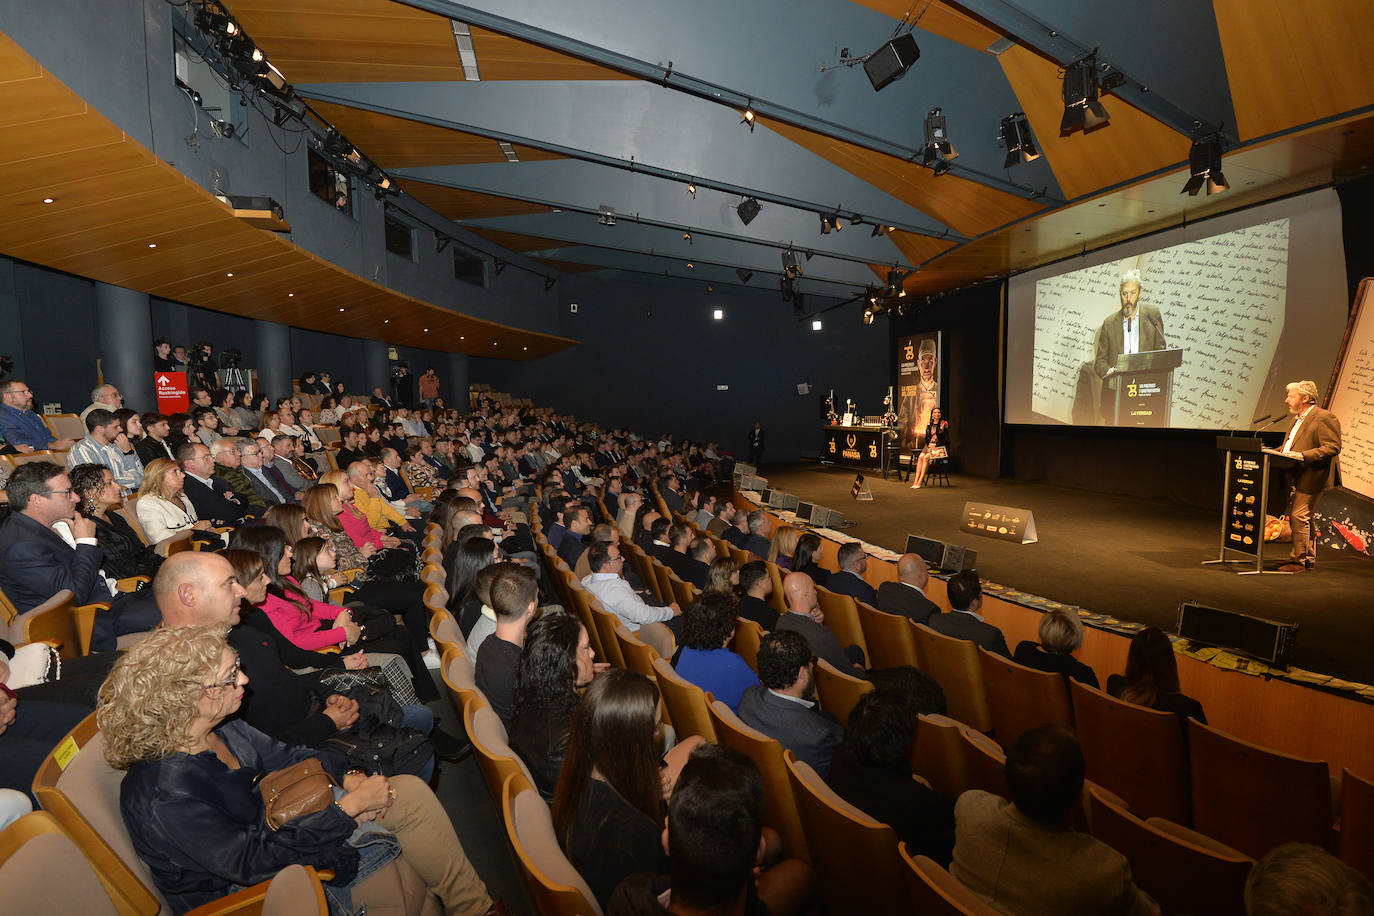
[1204,436,1298,575]
[1110,347,1183,427]
[822,424,893,474]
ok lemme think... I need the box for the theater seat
[0,811,120,916]
[653,657,717,744]
[898,847,1000,916]
[466,696,534,805]
[731,617,765,673]
[977,647,1073,748]
[707,700,809,864]
[912,623,993,732]
[813,657,873,727]
[501,772,604,916]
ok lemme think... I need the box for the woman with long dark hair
[791,532,831,588]
[509,610,597,800]
[69,463,163,579]
[1107,627,1206,723]
[910,406,950,489]
[229,526,360,653]
[445,537,497,636]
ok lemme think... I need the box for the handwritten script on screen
[1032,219,1289,427]
[1326,284,1374,501]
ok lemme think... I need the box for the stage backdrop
[896,331,941,450]
[1005,188,1348,430]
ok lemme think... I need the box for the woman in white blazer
[135,458,215,544]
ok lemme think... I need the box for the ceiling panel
[467,26,634,81]
[999,44,1192,203]
[1214,0,1374,141]
[768,119,1046,238]
[467,228,575,253]
[308,101,564,168]
[0,29,575,361]
[846,0,1003,54]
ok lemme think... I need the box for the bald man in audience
[778,571,865,675]
[876,553,941,625]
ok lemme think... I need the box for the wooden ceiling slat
[306,102,564,169]
[1215,0,1374,142]
[887,231,958,268]
[0,140,154,195]
[0,75,89,127]
[468,27,632,81]
[0,113,126,163]
[998,45,1191,203]
[767,119,1045,237]
[396,179,552,221]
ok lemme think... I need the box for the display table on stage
[822,424,893,473]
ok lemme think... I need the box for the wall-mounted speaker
[864,33,920,91]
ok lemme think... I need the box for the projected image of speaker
[904,535,946,568]
[796,502,815,523]
[1176,602,1298,668]
[864,33,920,91]
[940,544,977,573]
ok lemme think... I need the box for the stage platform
[755,463,1374,687]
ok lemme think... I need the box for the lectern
[1111,348,1183,426]
[1204,436,1298,575]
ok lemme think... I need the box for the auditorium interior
[3,0,1374,911]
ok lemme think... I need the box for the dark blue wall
[471,275,887,463]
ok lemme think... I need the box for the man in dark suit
[679,536,714,589]
[737,629,843,778]
[659,473,685,516]
[778,571,866,675]
[1093,269,1167,425]
[0,462,161,651]
[737,561,780,631]
[1275,380,1342,571]
[237,439,290,506]
[178,442,249,526]
[827,542,878,606]
[742,509,772,559]
[707,500,735,538]
[557,504,592,571]
[720,506,748,547]
[746,420,765,466]
[877,553,941,625]
[927,570,1010,657]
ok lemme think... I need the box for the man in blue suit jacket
[927,570,1010,658]
[0,462,160,651]
[826,541,878,606]
[737,629,843,778]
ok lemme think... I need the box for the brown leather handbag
[258,759,335,831]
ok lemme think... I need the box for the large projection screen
[1005,189,1348,429]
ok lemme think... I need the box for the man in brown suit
[1275,380,1341,571]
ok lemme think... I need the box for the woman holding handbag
[98,626,506,916]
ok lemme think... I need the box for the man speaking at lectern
[1094,269,1167,424]
[1276,380,1341,572]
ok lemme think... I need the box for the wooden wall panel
[768,120,1045,238]
[1214,0,1374,141]
[999,45,1191,203]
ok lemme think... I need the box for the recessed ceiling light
[423,328,429,332]
[460,336,465,340]
[523,346,528,351]
[288,292,294,297]
[41,197,54,204]
[147,243,157,248]
[384,319,389,323]
[226,272,234,277]
[338,307,345,312]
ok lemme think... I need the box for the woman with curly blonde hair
[98,626,503,916]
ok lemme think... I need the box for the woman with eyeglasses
[134,458,216,546]
[99,626,505,916]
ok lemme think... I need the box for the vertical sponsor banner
[155,371,190,414]
[896,332,941,450]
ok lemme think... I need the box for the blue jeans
[400,705,435,782]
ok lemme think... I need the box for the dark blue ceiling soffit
[392,159,926,270]
[447,208,889,286]
[297,80,969,241]
[389,0,1065,200]
[954,0,1237,141]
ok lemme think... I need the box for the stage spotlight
[812,318,823,331]
[741,104,756,131]
[736,268,753,283]
[871,224,885,238]
[597,205,617,226]
[736,196,761,225]
[931,159,951,177]
[1181,136,1229,196]
[687,181,696,198]
[781,249,803,279]
[1000,112,1040,168]
[1060,58,1110,135]
[683,231,692,243]
[886,268,908,297]
[863,306,877,325]
[920,107,958,171]
[819,212,843,234]
[819,213,832,235]
[780,275,795,302]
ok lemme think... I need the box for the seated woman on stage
[1107,627,1206,724]
[910,406,950,490]
[767,524,800,570]
[98,626,501,916]
[1012,607,1100,688]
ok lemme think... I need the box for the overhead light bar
[1060,57,1110,135]
[597,205,617,226]
[451,21,482,81]
[1000,112,1040,167]
[1182,136,1229,196]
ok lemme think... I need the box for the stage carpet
[753,464,1374,686]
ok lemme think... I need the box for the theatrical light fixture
[683,232,692,243]
[687,181,696,198]
[1000,112,1041,168]
[713,308,724,320]
[920,108,958,174]
[780,275,796,302]
[812,318,823,331]
[819,212,843,234]
[886,268,909,297]
[741,104,756,131]
[736,268,753,284]
[597,205,617,226]
[781,250,803,280]
[1060,57,1110,135]
[686,262,694,269]
[736,197,761,225]
[1181,136,1229,196]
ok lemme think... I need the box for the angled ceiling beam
[391,0,1061,201]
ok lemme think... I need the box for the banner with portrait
[896,332,941,450]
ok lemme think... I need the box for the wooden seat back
[1189,718,1334,859]
[615,624,660,681]
[653,657,717,743]
[706,700,809,863]
[784,751,905,915]
[466,696,534,804]
[856,601,920,669]
[1069,680,1190,824]
[814,587,868,662]
[765,562,788,615]
[0,811,122,916]
[588,602,627,669]
[731,617,765,673]
[1341,768,1374,882]
[912,623,993,732]
[500,772,605,916]
[813,658,874,727]
[898,848,1001,915]
[978,647,1074,747]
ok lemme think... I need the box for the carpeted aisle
[753,463,1374,685]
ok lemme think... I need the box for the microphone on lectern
[1251,413,1273,426]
